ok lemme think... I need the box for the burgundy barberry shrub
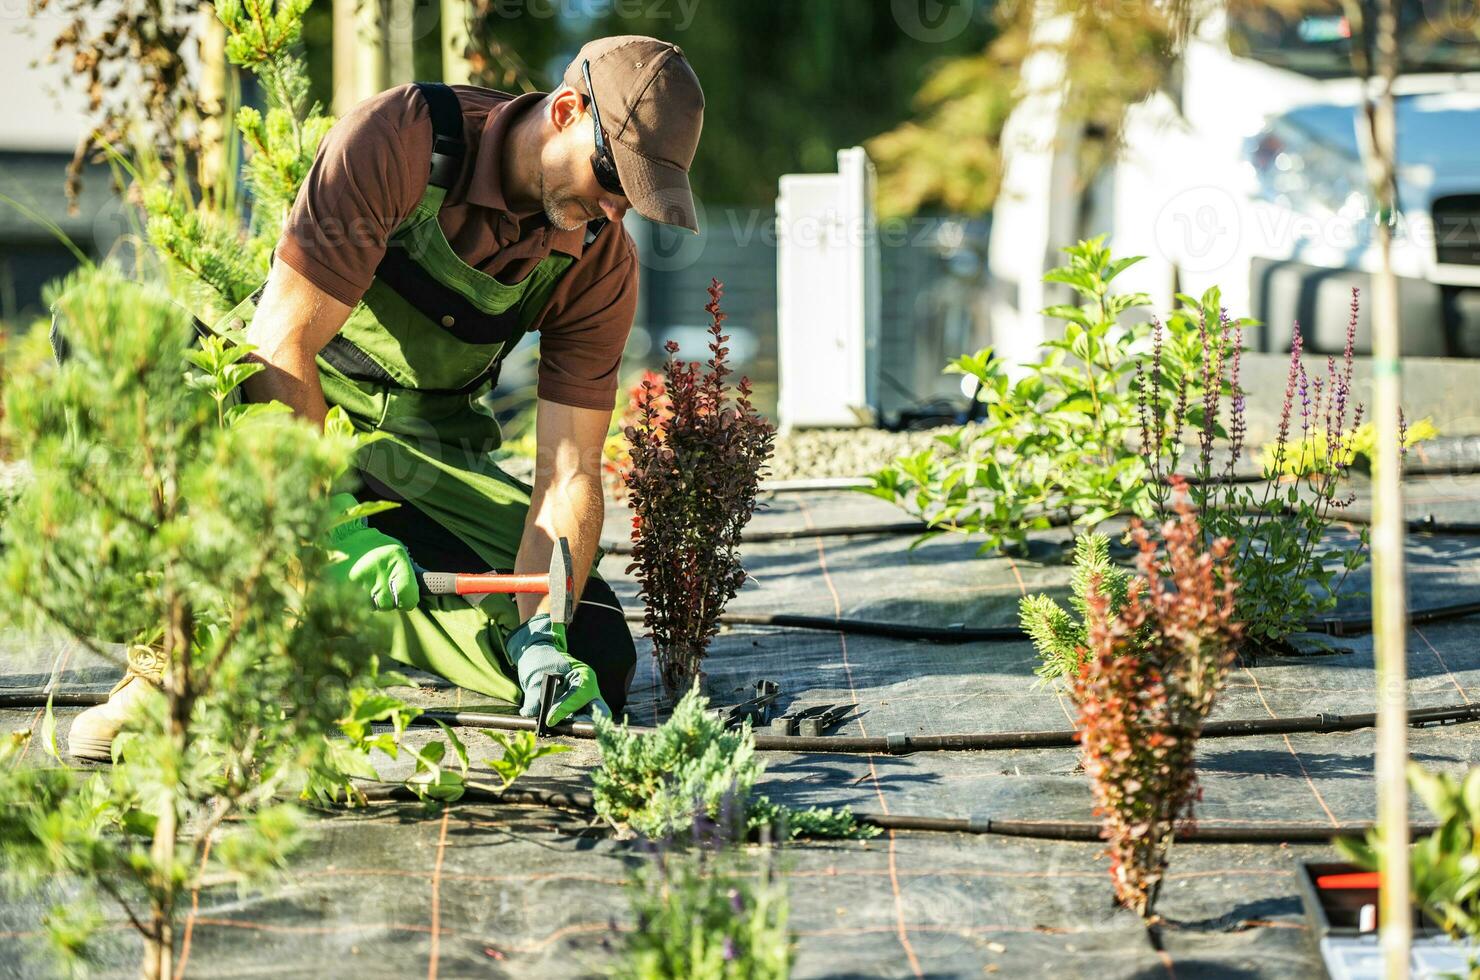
[1074,483,1243,920]
[604,369,666,501]
[623,279,776,698]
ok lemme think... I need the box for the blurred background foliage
[297,1,997,208]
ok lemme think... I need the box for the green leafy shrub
[623,280,775,697]
[1075,489,1242,921]
[591,688,876,841]
[614,825,794,980]
[480,730,572,790]
[863,236,1202,554]
[1338,764,1480,963]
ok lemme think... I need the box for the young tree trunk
[1344,0,1410,974]
[142,590,193,980]
[142,793,178,980]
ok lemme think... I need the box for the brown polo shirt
[277,84,638,411]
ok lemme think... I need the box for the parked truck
[987,1,1480,360]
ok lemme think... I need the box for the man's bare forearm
[239,258,355,428]
[513,473,605,624]
[512,398,615,624]
[242,347,331,427]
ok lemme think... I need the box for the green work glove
[505,612,610,726]
[325,492,419,612]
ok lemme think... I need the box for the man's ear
[547,86,585,133]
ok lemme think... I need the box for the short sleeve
[275,86,431,307]
[533,225,640,411]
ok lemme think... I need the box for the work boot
[67,644,166,763]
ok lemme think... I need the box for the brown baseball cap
[563,36,704,233]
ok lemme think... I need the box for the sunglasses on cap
[581,59,625,198]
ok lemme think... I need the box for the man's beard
[540,173,599,231]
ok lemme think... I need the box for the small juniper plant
[1075,485,1242,921]
[623,279,776,698]
[614,808,794,980]
[1018,532,1133,688]
[1137,287,1380,655]
[591,688,876,841]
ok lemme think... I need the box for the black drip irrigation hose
[600,519,931,554]
[356,780,1437,845]
[625,596,1480,643]
[6,693,1478,755]
[601,511,1480,555]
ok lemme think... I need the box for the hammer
[414,536,575,734]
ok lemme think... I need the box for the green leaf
[415,739,446,772]
[226,401,295,428]
[1103,256,1145,282]
[434,721,470,777]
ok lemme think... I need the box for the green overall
[213,83,609,705]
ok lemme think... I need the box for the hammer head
[548,536,574,626]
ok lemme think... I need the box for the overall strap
[413,81,465,189]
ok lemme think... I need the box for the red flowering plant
[623,279,776,698]
[603,369,667,501]
[1074,482,1243,921]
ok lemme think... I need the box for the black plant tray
[1294,859,1468,979]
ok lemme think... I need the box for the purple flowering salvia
[723,936,738,961]
[1228,320,1245,468]
[1198,307,1224,473]
[1171,367,1190,449]
[1136,352,1149,453]
[1298,362,1311,436]
[1269,320,1304,478]
[1152,317,1165,452]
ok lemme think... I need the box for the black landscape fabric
[4,476,1480,977]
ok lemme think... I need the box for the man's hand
[325,493,420,611]
[505,612,610,725]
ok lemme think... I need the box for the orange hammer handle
[452,573,550,596]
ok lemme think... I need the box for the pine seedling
[1019,532,1133,686]
[142,0,336,315]
[0,263,386,978]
